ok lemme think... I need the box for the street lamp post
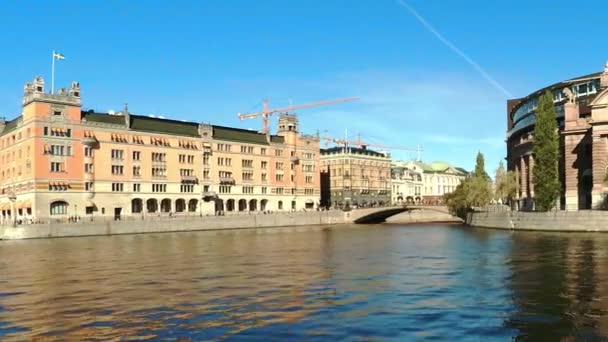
[8,193,17,227]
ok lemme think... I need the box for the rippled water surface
[2,224,608,340]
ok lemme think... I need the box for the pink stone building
[506,61,608,210]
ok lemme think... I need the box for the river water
[1,224,608,341]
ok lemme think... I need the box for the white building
[391,161,423,204]
[392,160,468,205]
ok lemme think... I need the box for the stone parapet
[0,211,345,240]
[467,210,608,232]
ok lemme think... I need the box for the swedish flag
[53,52,65,60]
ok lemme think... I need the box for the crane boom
[322,135,423,160]
[237,97,359,134]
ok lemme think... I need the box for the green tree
[444,152,492,218]
[532,91,560,211]
[468,176,492,207]
[474,151,490,180]
[494,161,507,201]
[445,178,472,219]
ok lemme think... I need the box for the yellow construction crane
[238,97,359,135]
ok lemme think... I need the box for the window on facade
[50,201,68,215]
[152,167,167,177]
[219,185,231,193]
[276,188,284,195]
[133,166,141,177]
[44,127,49,136]
[180,168,194,176]
[50,162,64,173]
[275,149,283,157]
[217,143,231,152]
[306,175,313,183]
[261,173,267,181]
[111,165,124,175]
[133,183,141,192]
[133,151,141,161]
[152,152,166,162]
[242,171,254,181]
[152,184,167,192]
[242,186,254,194]
[276,162,284,170]
[276,174,284,181]
[262,187,267,194]
[203,154,210,165]
[85,182,93,191]
[260,148,266,155]
[180,184,195,193]
[261,161,267,169]
[111,149,124,160]
[84,147,93,157]
[84,163,94,173]
[203,170,210,179]
[242,159,253,168]
[112,183,124,192]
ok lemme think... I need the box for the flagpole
[51,50,55,94]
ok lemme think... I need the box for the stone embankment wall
[467,210,608,232]
[0,211,345,240]
[386,210,462,224]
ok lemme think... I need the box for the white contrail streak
[396,0,514,98]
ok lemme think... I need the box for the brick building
[506,61,608,210]
[0,76,321,225]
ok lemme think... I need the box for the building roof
[1,116,22,136]
[81,110,284,144]
[321,146,389,158]
[398,160,468,175]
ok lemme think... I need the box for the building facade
[506,61,608,210]
[320,146,391,208]
[391,160,466,205]
[391,161,423,204]
[0,77,321,225]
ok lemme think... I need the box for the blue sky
[1,0,607,173]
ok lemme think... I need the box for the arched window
[50,201,68,215]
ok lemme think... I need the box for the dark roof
[1,116,22,136]
[130,115,199,137]
[81,110,282,143]
[83,112,126,125]
[321,146,388,158]
[454,167,469,175]
[213,125,276,145]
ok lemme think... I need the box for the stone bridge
[346,205,451,224]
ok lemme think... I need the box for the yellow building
[0,77,321,225]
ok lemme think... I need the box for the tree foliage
[445,152,492,219]
[532,91,560,211]
[494,161,507,200]
[474,151,491,180]
[494,161,520,208]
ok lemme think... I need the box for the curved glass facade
[509,79,600,137]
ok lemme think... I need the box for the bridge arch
[348,205,452,224]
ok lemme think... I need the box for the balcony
[81,136,98,147]
[181,175,198,184]
[220,177,235,185]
